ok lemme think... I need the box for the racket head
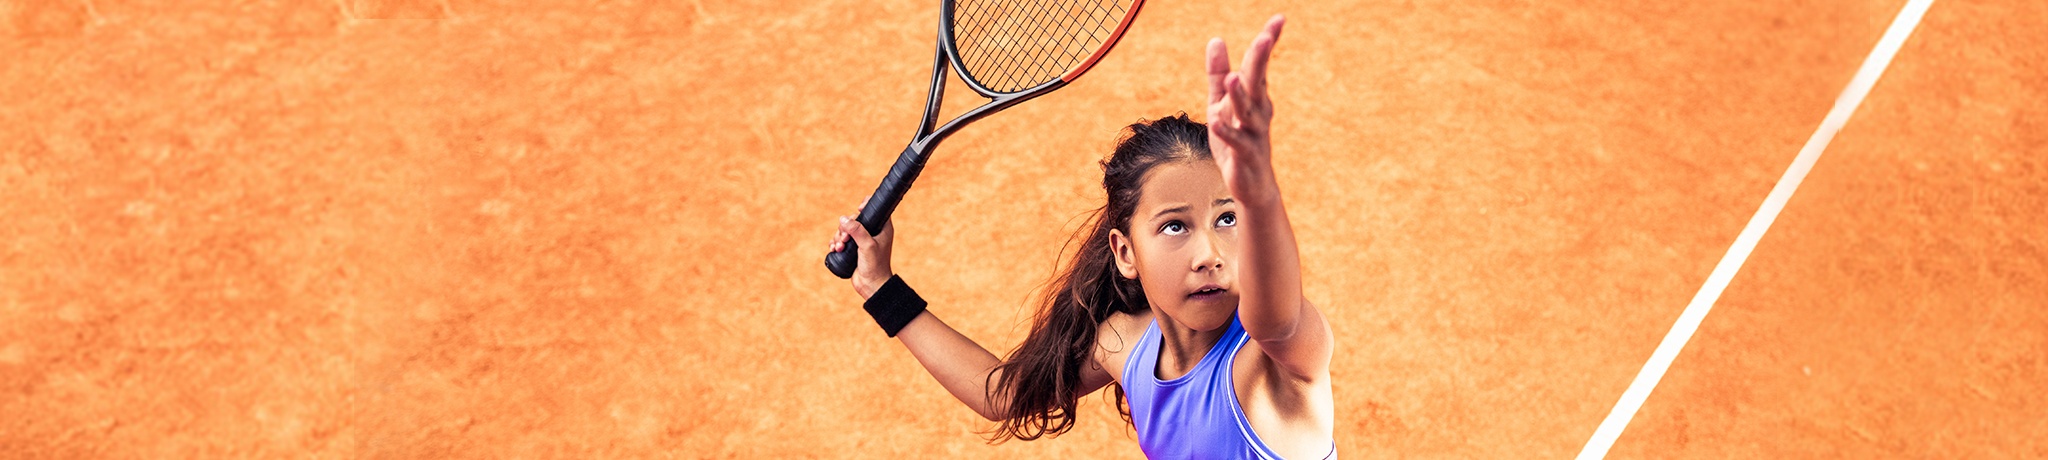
[941,0,1146,97]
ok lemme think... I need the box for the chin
[1176,301,1239,332]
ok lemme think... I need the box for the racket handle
[827,145,927,279]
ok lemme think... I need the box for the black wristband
[863,275,928,337]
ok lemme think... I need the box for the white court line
[1575,0,1937,458]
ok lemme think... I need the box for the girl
[829,16,1333,459]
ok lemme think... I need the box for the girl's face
[1109,159,1240,332]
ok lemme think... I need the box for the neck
[1152,311,1228,381]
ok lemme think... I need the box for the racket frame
[827,0,1145,279]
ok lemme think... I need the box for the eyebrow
[1148,198,1236,221]
[1146,204,1196,220]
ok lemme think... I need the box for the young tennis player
[829,16,1333,459]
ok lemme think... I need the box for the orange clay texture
[1,0,2043,458]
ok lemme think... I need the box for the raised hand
[1206,15,1286,205]
[1202,15,1329,385]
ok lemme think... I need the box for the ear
[1108,228,1139,280]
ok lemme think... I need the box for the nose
[1192,228,1225,272]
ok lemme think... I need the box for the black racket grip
[827,145,927,279]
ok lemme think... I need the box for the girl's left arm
[1208,15,1333,380]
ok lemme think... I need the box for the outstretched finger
[1241,15,1286,95]
[1206,38,1231,104]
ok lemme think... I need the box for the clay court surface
[2,0,2043,457]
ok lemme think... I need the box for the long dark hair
[985,113,1211,442]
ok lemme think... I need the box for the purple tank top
[1121,315,1335,459]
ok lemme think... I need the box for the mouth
[1188,284,1227,299]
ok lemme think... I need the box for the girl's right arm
[892,312,1004,420]
[835,216,1106,421]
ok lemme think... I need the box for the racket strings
[953,0,1133,93]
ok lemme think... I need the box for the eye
[1160,220,1188,236]
[1216,212,1237,228]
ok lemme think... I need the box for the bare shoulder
[1090,309,1154,383]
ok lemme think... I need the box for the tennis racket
[826,0,1148,278]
